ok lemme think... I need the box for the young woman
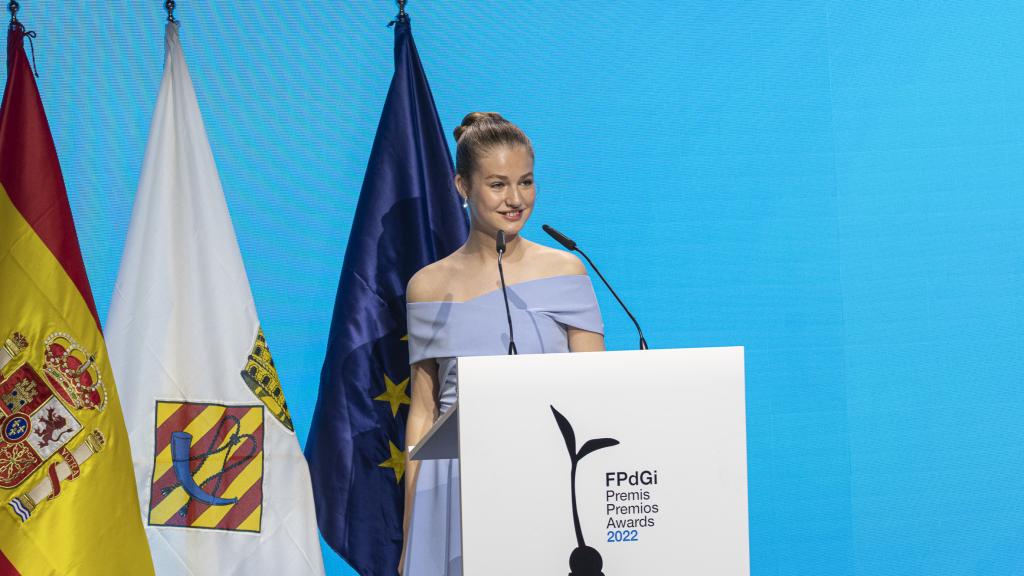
[401,112,605,575]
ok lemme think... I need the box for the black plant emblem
[551,405,620,576]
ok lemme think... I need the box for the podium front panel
[457,346,748,575]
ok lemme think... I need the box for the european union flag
[304,15,468,576]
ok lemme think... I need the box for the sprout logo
[551,405,620,576]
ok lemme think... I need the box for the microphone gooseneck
[496,230,518,355]
[542,224,649,350]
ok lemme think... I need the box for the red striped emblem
[147,401,264,532]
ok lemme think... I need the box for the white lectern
[411,347,748,575]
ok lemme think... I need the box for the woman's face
[458,145,535,239]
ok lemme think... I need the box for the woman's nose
[506,186,523,206]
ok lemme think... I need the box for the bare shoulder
[526,241,587,277]
[407,255,460,303]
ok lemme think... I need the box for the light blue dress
[404,274,604,576]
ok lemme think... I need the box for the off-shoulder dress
[404,274,604,576]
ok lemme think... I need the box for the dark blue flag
[304,15,468,576]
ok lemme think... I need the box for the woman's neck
[462,226,526,264]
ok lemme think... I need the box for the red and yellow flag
[0,24,153,575]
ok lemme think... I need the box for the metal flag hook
[388,0,408,27]
[165,0,176,23]
[6,0,38,77]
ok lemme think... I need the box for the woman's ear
[454,174,468,203]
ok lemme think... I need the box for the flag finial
[6,2,40,78]
[165,0,176,23]
[397,0,407,21]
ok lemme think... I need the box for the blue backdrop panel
[829,2,1024,574]
[3,2,1022,574]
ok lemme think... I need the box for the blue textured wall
[5,1,1023,574]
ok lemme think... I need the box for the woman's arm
[533,244,605,353]
[568,327,605,352]
[399,358,440,573]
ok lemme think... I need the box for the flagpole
[165,0,176,23]
[8,0,19,24]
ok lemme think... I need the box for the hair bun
[453,111,506,142]
[452,111,532,182]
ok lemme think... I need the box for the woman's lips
[499,210,523,222]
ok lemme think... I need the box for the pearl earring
[462,197,469,209]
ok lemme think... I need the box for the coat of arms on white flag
[106,23,325,575]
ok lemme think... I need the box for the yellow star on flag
[379,440,406,483]
[374,373,410,417]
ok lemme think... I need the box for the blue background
[5,1,1023,574]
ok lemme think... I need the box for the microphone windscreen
[496,229,506,254]
[542,224,577,251]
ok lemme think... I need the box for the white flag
[106,23,325,576]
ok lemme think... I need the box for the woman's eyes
[486,179,532,189]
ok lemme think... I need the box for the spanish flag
[0,23,154,575]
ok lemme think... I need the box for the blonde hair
[453,112,534,183]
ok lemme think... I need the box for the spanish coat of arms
[0,331,107,522]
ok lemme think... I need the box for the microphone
[542,224,649,350]
[496,230,518,355]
